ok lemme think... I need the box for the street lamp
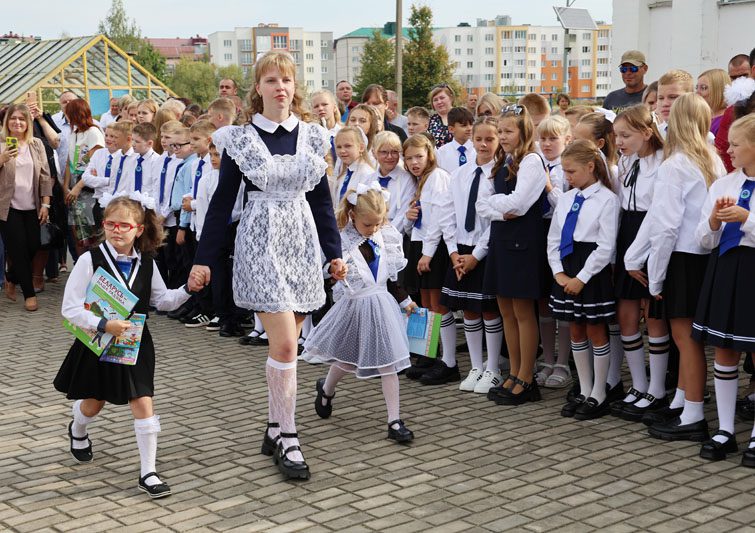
[553,2,596,96]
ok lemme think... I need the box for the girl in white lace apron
[189,52,347,481]
[303,183,418,443]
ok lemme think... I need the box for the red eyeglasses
[103,220,142,232]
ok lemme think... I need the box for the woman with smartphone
[0,104,53,311]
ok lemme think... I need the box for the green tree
[98,0,167,82]
[353,30,395,98]
[402,4,461,108]
[168,59,218,108]
[217,64,247,99]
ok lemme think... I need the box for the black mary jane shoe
[610,387,643,417]
[494,377,541,406]
[561,394,586,418]
[387,419,414,443]
[574,396,611,420]
[742,438,755,468]
[405,355,435,380]
[274,433,310,480]
[487,375,516,401]
[138,472,171,499]
[261,422,280,457]
[736,397,755,422]
[68,421,93,463]
[605,381,625,403]
[700,430,738,461]
[315,378,335,419]
[620,393,668,422]
[641,405,683,427]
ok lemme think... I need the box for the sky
[11,0,612,40]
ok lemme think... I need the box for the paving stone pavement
[1,275,755,533]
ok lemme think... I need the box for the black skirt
[692,246,755,351]
[54,326,156,405]
[541,218,554,298]
[404,239,449,292]
[484,221,548,300]
[614,210,651,300]
[549,241,615,324]
[662,251,708,319]
[441,244,498,313]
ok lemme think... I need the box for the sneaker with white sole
[185,314,211,328]
[205,316,221,331]
[459,368,483,391]
[474,370,502,394]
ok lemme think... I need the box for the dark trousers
[211,222,244,323]
[0,208,41,299]
[156,225,182,289]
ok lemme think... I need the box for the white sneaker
[459,368,483,391]
[474,370,503,393]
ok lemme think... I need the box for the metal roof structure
[0,34,175,114]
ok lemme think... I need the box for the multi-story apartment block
[208,25,335,93]
[334,23,410,84]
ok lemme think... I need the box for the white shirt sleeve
[81,155,110,189]
[547,205,565,275]
[472,225,490,261]
[576,193,619,284]
[647,163,685,296]
[438,186,458,256]
[420,170,450,257]
[391,176,417,236]
[481,155,547,218]
[149,260,192,311]
[696,186,723,251]
[61,252,101,330]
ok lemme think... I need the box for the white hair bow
[100,190,157,211]
[724,76,755,107]
[594,107,616,123]
[346,180,391,206]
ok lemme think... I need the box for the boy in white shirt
[436,107,475,174]
[106,120,135,195]
[120,122,159,196]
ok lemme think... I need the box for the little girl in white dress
[303,182,418,442]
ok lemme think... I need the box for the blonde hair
[564,105,593,120]
[562,139,613,192]
[403,134,438,202]
[189,119,216,137]
[207,97,236,122]
[108,120,134,136]
[335,126,372,177]
[665,93,719,187]
[335,188,388,230]
[126,101,139,114]
[493,105,536,178]
[310,89,341,128]
[172,126,190,141]
[1,104,34,144]
[136,99,158,117]
[159,98,186,120]
[118,94,136,111]
[614,105,664,153]
[537,115,571,138]
[406,106,430,121]
[348,104,380,151]
[577,112,617,168]
[429,85,455,107]
[248,51,311,122]
[372,131,402,153]
[698,68,729,114]
[658,69,694,93]
[160,119,184,135]
[475,92,503,116]
[729,114,755,147]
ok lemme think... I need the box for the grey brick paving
[1,275,755,532]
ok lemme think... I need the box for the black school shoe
[610,387,643,417]
[742,438,755,468]
[405,355,435,380]
[68,421,93,463]
[619,393,668,422]
[606,381,625,403]
[419,360,461,385]
[167,301,193,320]
[387,419,414,443]
[219,322,245,337]
[641,405,683,427]
[566,381,581,403]
[736,397,755,421]
[561,395,586,418]
[699,430,738,461]
[273,433,310,480]
[494,378,541,406]
[138,472,171,499]
[314,378,334,419]
[574,397,611,420]
[648,417,710,442]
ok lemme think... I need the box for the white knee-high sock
[750,422,755,449]
[621,333,648,401]
[572,340,592,398]
[381,373,401,427]
[539,317,556,364]
[607,324,623,387]
[556,321,572,365]
[440,313,457,367]
[591,343,611,403]
[71,400,96,450]
[323,364,349,399]
[254,313,264,334]
[134,415,162,486]
[464,318,484,370]
[635,335,670,407]
[484,317,503,372]
[713,363,739,443]
[266,357,302,462]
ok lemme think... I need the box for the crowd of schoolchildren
[4,46,755,496]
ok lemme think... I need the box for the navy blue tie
[339,169,354,200]
[465,167,483,231]
[193,160,206,197]
[367,239,380,280]
[458,145,467,166]
[414,199,422,229]
[559,193,585,259]
[719,179,755,255]
[112,154,128,193]
[158,157,171,204]
[378,175,391,189]
[104,154,113,178]
[134,156,144,192]
[542,164,554,215]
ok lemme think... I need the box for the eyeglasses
[377,150,400,158]
[619,65,641,74]
[103,220,142,232]
[169,142,190,150]
[501,104,524,116]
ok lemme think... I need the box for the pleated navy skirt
[441,244,498,313]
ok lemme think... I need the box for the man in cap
[602,50,648,113]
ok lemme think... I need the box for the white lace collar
[252,113,299,134]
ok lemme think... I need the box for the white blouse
[410,167,451,257]
[616,150,664,212]
[476,153,547,221]
[697,169,755,251]
[364,165,417,236]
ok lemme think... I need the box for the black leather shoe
[494,377,541,405]
[314,378,334,419]
[419,360,461,385]
[138,472,171,499]
[405,356,435,380]
[736,397,755,421]
[238,332,268,346]
[487,375,515,401]
[641,405,683,427]
[566,381,581,403]
[219,322,245,337]
[606,381,625,403]
[387,419,414,443]
[619,393,668,422]
[574,396,610,420]
[611,387,643,416]
[648,417,710,442]
[742,438,755,468]
[261,422,280,457]
[68,421,93,463]
[561,395,586,417]
[273,433,310,480]
[699,430,738,461]
[167,302,192,320]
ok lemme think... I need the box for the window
[307,80,314,87]
[528,73,536,80]
[581,59,591,66]
[305,40,314,47]
[454,35,461,42]
[240,52,252,64]
[515,59,524,66]
[598,70,609,78]
[582,46,590,53]
[582,33,591,40]
[322,79,329,87]
[502,31,511,39]
[551,47,558,54]
[551,34,558,41]
[528,47,536,54]
[541,34,546,41]
[454,48,461,55]
[597,57,608,65]
[322,52,329,60]
[240,39,252,51]
[467,61,474,68]
[598,30,609,38]
[352,56,359,63]
[242,67,249,76]
[223,39,232,47]
[290,40,301,50]
[307,67,314,73]
[598,45,608,52]
[223,53,232,61]
[541,47,546,54]
[582,71,592,79]
[551,60,558,67]
[485,47,494,54]
[551,73,558,80]
[485,34,494,41]
[321,40,328,48]
[515,46,525,53]
[321,66,327,73]
[514,30,526,39]
[502,46,511,53]
[528,34,536,40]
[273,35,288,49]
[485,60,494,68]
[485,73,494,81]
[467,34,473,42]
[527,60,536,67]
[306,53,314,60]
[502,59,508,66]
[467,48,473,55]
[291,51,300,63]
[582,84,590,92]
[552,86,559,92]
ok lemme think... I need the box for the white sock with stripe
[571,340,592,399]
[464,318,484,370]
[440,313,457,368]
[621,333,647,402]
[607,324,623,388]
[590,343,611,403]
[484,317,503,373]
[713,363,738,443]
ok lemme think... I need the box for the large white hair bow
[346,180,391,206]
[594,107,616,123]
[724,76,755,107]
[99,190,157,211]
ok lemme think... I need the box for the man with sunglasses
[602,50,648,114]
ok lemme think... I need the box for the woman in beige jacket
[0,104,52,311]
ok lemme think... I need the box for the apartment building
[334,23,410,84]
